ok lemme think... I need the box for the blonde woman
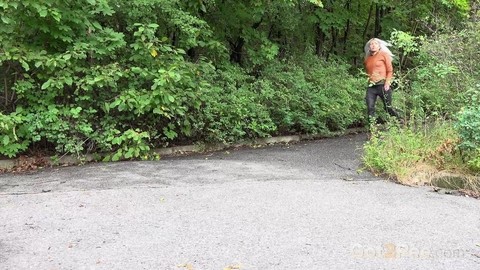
[364,38,399,124]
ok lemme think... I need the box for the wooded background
[1,0,479,161]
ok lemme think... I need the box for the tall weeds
[363,120,479,195]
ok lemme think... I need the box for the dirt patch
[398,163,438,186]
[398,163,480,198]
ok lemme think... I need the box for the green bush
[191,65,277,143]
[0,1,370,159]
[456,104,480,153]
[0,111,30,158]
[302,58,366,130]
[189,58,365,144]
[455,95,480,172]
[405,23,480,118]
[257,62,326,134]
[255,57,365,135]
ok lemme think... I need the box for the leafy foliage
[388,22,480,119]
[0,0,478,163]
[455,87,480,171]
[0,111,29,157]
[363,19,480,191]
[255,56,364,134]
[363,121,462,181]
[191,65,277,143]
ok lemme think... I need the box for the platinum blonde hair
[364,38,393,61]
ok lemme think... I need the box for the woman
[364,38,399,124]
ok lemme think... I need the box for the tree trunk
[363,4,374,40]
[229,38,245,64]
[328,26,338,60]
[315,24,325,57]
[342,0,352,54]
[374,4,382,37]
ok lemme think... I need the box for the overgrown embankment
[363,21,480,196]
[363,121,480,197]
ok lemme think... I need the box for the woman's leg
[380,89,400,118]
[365,87,378,121]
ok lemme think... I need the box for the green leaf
[131,67,142,74]
[41,80,51,90]
[70,106,82,115]
[112,137,121,145]
[51,10,61,22]
[92,22,102,29]
[20,61,30,71]
[1,16,12,24]
[2,135,10,145]
[124,149,133,159]
[111,151,122,161]
[39,9,48,17]
[64,77,73,86]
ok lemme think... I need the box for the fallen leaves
[177,263,194,270]
[5,155,51,173]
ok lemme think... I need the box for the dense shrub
[6,0,467,161]
[407,22,480,118]
[455,86,480,171]
[187,57,366,143]
[254,57,365,135]
[190,65,277,143]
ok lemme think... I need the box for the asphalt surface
[0,133,479,270]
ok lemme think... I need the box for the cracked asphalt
[0,133,479,270]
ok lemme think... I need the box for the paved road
[0,134,479,270]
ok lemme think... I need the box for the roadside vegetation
[0,0,479,194]
[363,21,480,196]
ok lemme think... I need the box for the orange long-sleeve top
[364,50,393,84]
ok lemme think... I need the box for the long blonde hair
[364,38,393,61]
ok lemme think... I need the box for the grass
[362,119,480,197]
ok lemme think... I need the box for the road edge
[0,128,365,171]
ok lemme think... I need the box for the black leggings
[365,84,399,120]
